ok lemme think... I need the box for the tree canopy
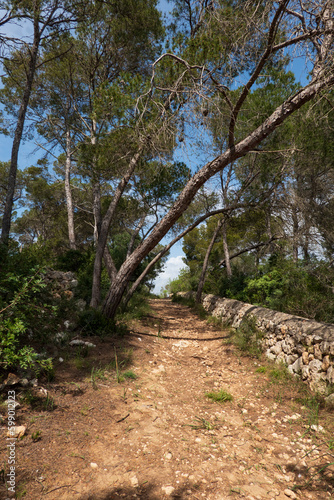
[1,0,334,323]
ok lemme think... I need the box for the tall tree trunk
[90,120,102,245]
[1,19,40,243]
[90,149,143,308]
[196,219,223,303]
[93,181,101,244]
[103,247,117,282]
[292,208,299,263]
[65,129,76,249]
[221,219,232,278]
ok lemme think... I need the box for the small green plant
[255,366,267,373]
[123,370,137,380]
[187,416,214,430]
[232,315,264,358]
[80,404,91,416]
[16,482,27,499]
[43,394,54,411]
[207,315,222,328]
[192,303,208,320]
[298,394,322,428]
[115,349,124,383]
[121,388,128,402]
[205,389,233,403]
[90,366,106,389]
[268,364,291,381]
[20,389,39,407]
[31,430,42,442]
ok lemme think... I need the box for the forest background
[1,0,334,376]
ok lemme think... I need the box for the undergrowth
[229,314,264,358]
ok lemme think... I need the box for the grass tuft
[205,389,233,403]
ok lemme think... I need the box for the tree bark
[221,218,232,278]
[90,148,143,308]
[92,181,101,245]
[196,219,223,303]
[65,129,76,249]
[103,247,117,282]
[292,207,299,263]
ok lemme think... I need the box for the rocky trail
[1,299,334,500]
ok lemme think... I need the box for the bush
[78,308,118,337]
[232,314,264,358]
[0,266,54,376]
[241,259,334,322]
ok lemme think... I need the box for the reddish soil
[0,299,333,500]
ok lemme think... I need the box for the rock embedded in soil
[161,485,175,496]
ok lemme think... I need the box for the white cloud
[153,255,186,294]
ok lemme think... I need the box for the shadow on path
[128,330,230,341]
[78,482,189,499]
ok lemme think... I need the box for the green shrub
[78,308,117,337]
[0,267,54,375]
[233,314,264,358]
[241,259,334,322]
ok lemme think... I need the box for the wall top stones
[177,292,334,396]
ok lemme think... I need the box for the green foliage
[56,249,90,273]
[164,268,196,295]
[241,259,334,322]
[120,292,152,321]
[171,293,195,307]
[0,246,86,377]
[0,261,54,375]
[123,370,137,380]
[232,315,264,358]
[78,309,119,337]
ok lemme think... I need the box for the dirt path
[1,299,333,499]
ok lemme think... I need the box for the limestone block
[280,325,288,335]
[286,354,298,366]
[326,366,334,384]
[301,365,309,380]
[302,351,309,365]
[320,341,331,355]
[321,355,330,372]
[314,344,322,360]
[269,342,283,356]
[281,337,295,354]
[276,352,286,363]
[326,393,334,407]
[288,356,303,374]
[304,336,313,346]
[308,359,323,374]
[296,344,305,355]
[309,372,327,395]
[266,349,277,361]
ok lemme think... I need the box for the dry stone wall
[177,292,334,397]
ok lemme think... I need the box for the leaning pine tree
[89,0,334,319]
